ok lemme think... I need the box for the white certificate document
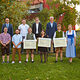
[38,38,51,47]
[23,40,37,49]
[53,38,67,47]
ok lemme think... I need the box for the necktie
[6,24,9,28]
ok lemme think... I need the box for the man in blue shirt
[46,16,57,53]
[12,29,22,64]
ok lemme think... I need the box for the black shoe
[60,60,63,62]
[41,60,43,63]
[32,61,34,63]
[55,61,58,63]
[44,61,46,63]
[25,61,28,63]
[69,61,72,63]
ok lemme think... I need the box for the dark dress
[38,35,47,52]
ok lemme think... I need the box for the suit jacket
[46,22,57,38]
[1,23,13,37]
[32,22,42,36]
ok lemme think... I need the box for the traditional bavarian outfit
[53,30,64,62]
[66,30,76,58]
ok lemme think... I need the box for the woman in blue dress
[66,24,76,63]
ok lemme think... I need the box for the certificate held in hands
[23,40,37,49]
[38,38,51,47]
[53,38,67,47]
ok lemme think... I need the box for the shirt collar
[15,34,19,36]
[6,23,9,25]
[58,30,61,32]
[50,22,54,24]
[22,24,26,26]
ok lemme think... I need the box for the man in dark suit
[32,17,42,39]
[1,18,13,53]
[1,18,13,37]
[46,16,57,53]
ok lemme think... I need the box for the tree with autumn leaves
[37,0,79,31]
[0,0,79,31]
[0,0,29,31]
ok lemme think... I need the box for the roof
[18,0,43,4]
[32,0,43,4]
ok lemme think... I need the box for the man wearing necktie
[6,23,9,29]
[2,18,13,37]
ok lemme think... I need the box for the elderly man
[0,27,11,63]
[18,19,29,53]
[1,18,13,37]
[46,16,57,53]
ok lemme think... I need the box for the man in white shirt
[32,17,42,39]
[18,19,29,53]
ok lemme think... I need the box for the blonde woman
[66,24,76,63]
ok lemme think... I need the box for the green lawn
[0,53,80,80]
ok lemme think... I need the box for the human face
[22,20,26,25]
[35,17,39,23]
[28,28,32,33]
[15,30,19,34]
[57,26,61,30]
[4,28,8,33]
[5,18,9,24]
[41,31,45,35]
[68,25,72,31]
[50,17,54,23]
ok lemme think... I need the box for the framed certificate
[23,40,37,49]
[53,38,67,47]
[38,38,51,47]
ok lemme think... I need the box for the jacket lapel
[53,22,54,28]
[38,23,40,32]
[34,23,36,32]
[49,22,51,28]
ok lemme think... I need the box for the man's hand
[16,45,19,48]
[51,40,53,44]
[3,44,6,47]
[15,45,17,48]
[47,35,49,38]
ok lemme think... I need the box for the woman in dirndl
[66,24,76,63]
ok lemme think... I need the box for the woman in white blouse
[66,24,76,63]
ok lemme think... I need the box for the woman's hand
[75,42,76,46]
[66,40,68,43]
[51,40,53,44]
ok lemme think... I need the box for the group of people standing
[0,16,76,64]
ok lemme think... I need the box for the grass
[0,53,80,80]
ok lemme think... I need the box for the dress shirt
[18,24,29,37]
[12,34,22,48]
[0,33,11,44]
